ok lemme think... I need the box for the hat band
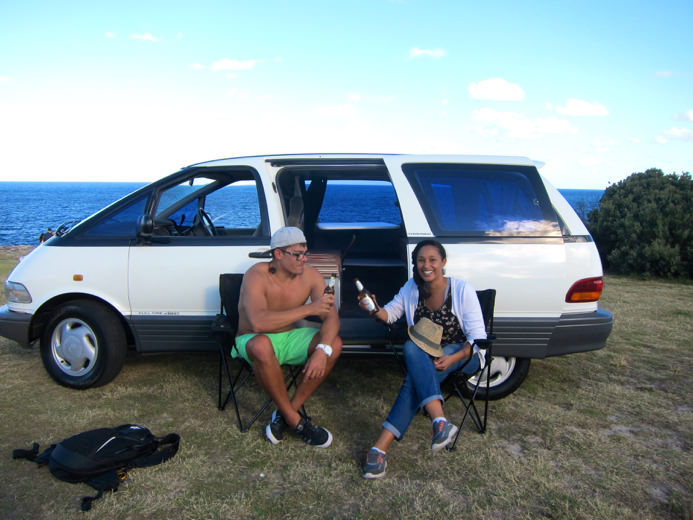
[409,326,440,350]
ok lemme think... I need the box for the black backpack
[13,424,180,511]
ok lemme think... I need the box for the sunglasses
[281,249,308,260]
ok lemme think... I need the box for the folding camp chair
[444,288,496,450]
[211,273,306,432]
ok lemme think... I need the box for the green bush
[587,168,693,278]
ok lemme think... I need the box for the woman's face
[416,245,446,283]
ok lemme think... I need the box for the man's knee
[246,335,277,364]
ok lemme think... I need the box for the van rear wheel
[40,300,127,389]
[463,356,531,401]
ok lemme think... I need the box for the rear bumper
[0,305,32,347]
[545,308,613,357]
[492,308,613,358]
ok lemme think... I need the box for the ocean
[0,182,604,246]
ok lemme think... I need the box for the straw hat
[408,318,444,357]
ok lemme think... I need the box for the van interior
[275,162,410,346]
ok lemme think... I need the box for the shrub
[587,168,693,278]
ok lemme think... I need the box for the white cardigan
[383,277,488,362]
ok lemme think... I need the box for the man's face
[277,244,308,274]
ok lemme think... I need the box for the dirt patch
[0,245,35,259]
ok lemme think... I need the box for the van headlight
[4,281,32,304]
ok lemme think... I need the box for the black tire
[462,356,531,401]
[40,300,127,389]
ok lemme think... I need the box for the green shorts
[234,328,319,365]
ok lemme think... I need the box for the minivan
[0,154,613,399]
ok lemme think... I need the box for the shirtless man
[235,226,342,447]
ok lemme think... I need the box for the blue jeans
[383,340,480,441]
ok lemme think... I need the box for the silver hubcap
[468,355,516,389]
[51,318,97,376]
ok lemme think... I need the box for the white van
[1,154,612,398]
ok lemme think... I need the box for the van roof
[185,153,543,169]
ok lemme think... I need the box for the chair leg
[218,358,311,433]
[218,346,260,432]
[218,348,233,411]
[447,347,493,451]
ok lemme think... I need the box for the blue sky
[1,0,691,188]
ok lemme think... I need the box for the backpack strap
[80,470,127,511]
[12,442,40,461]
[129,433,181,469]
[12,443,55,466]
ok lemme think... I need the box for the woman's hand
[433,342,472,371]
[357,293,378,311]
[433,355,456,371]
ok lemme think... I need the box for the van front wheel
[463,356,531,401]
[40,300,127,389]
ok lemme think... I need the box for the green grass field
[1,247,691,519]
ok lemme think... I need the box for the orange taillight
[565,277,603,303]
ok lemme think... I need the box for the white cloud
[176,32,183,39]
[656,136,667,144]
[629,137,641,144]
[409,47,446,59]
[592,139,614,153]
[313,104,358,117]
[656,70,673,78]
[578,156,601,167]
[210,58,260,71]
[664,127,693,141]
[131,33,160,42]
[105,32,116,38]
[472,108,576,139]
[469,78,524,101]
[556,98,608,117]
[674,109,693,122]
[0,76,9,83]
[346,93,394,103]
[192,63,205,70]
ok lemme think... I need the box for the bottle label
[363,295,376,312]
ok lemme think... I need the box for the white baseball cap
[270,226,307,250]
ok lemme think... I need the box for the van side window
[403,164,560,236]
[82,197,147,237]
[204,181,262,230]
[317,181,401,225]
[153,174,265,237]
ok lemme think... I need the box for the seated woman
[359,239,487,479]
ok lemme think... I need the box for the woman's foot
[362,448,387,479]
[431,419,458,451]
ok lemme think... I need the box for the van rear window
[402,163,560,236]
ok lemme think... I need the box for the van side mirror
[137,215,154,239]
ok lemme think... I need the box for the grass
[1,246,692,519]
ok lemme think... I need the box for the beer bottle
[354,278,379,314]
[324,273,336,295]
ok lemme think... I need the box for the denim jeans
[383,340,480,440]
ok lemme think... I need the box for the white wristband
[316,343,333,357]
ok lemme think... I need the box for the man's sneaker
[362,448,387,479]
[431,419,458,451]
[265,410,287,445]
[294,418,332,448]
